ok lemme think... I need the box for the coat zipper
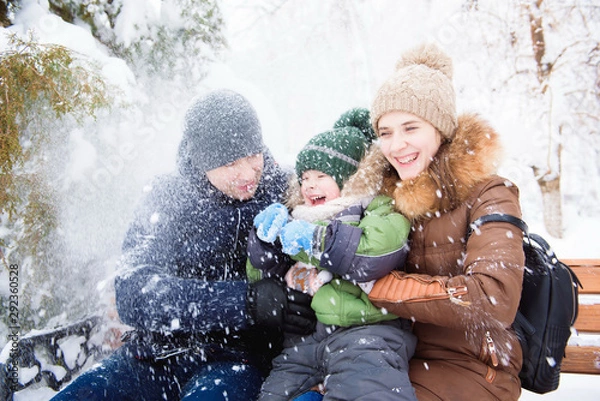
[485,331,499,367]
[224,208,242,280]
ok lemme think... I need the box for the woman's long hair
[427,139,461,212]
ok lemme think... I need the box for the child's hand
[285,263,333,296]
[253,203,288,243]
[279,220,316,255]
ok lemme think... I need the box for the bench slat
[569,266,600,294]
[562,259,600,267]
[561,345,600,374]
[573,304,600,332]
[560,259,600,375]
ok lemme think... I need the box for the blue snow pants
[49,342,263,401]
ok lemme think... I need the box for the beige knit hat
[371,43,458,140]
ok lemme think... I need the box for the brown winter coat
[342,114,525,401]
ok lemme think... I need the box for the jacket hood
[341,113,503,219]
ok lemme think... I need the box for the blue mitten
[254,203,289,243]
[279,220,316,256]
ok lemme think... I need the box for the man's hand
[247,278,316,335]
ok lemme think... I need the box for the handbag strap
[468,213,529,238]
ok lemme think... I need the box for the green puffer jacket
[247,194,410,327]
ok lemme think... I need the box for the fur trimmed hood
[341,113,503,220]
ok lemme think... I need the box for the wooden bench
[2,260,597,400]
[560,259,600,375]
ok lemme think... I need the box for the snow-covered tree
[0,0,227,338]
[439,0,600,238]
[46,0,226,80]
[0,33,113,333]
[516,0,599,237]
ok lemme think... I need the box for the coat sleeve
[115,180,249,334]
[369,180,525,330]
[246,227,293,278]
[115,265,248,333]
[318,196,410,282]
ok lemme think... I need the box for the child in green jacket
[247,108,417,401]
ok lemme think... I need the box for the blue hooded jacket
[115,91,289,351]
[116,151,288,338]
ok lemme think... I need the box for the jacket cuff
[368,271,468,305]
[311,224,326,258]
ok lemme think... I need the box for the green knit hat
[296,108,373,189]
[333,107,377,143]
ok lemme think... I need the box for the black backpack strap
[469,213,529,238]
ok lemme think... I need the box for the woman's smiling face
[377,111,443,180]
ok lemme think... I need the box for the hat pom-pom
[395,43,453,80]
[333,107,377,144]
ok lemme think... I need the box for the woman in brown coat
[332,43,526,400]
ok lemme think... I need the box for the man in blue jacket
[50,89,316,401]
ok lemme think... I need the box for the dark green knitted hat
[296,108,374,189]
